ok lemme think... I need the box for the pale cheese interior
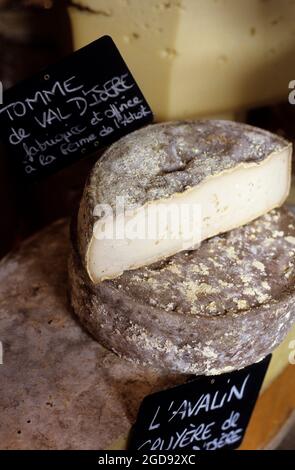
[88,147,291,282]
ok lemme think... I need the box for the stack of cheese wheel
[69,120,295,449]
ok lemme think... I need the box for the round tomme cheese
[70,206,295,375]
[77,120,291,283]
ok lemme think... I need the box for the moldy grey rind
[70,206,295,375]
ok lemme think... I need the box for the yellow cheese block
[262,323,295,392]
[68,0,295,121]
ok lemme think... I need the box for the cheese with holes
[78,120,291,283]
[68,0,295,121]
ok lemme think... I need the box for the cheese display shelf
[0,217,294,450]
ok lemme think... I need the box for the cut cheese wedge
[77,120,291,283]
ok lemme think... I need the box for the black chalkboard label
[0,36,153,181]
[129,355,271,451]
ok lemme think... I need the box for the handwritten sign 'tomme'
[129,356,271,451]
[0,36,153,180]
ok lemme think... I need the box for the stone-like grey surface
[0,220,181,450]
